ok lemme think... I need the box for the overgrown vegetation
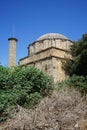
[59,34,87,95]
[0,65,53,121]
[60,34,87,95]
[63,34,87,77]
[0,87,87,130]
[56,75,87,95]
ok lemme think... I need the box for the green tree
[63,34,87,76]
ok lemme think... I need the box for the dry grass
[0,88,87,130]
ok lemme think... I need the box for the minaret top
[8,37,18,42]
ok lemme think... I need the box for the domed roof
[36,33,69,41]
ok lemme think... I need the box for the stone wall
[28,39,73,55]
[19,38,73,82]
[52,57,66,82]
[19,47,71,66]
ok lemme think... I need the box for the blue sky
[0,0,87,66]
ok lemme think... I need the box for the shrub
[0,66,53,121]
[57,75,87,95]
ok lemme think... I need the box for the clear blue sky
[0,0,87,66]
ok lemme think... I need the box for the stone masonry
[8,38,18,67]
[19,33,73,82]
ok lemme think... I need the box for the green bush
[57,75,87,95]
[0,66,53,121]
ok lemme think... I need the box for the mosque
[8,33,73,82]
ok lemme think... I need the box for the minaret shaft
[8,38,18,67]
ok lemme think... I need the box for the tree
[63,34,87,77]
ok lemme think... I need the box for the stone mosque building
[8,33,73,82]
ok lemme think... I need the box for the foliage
[0,65,53,121]
[62,34,87,76]
[71,50,87,76]
[57,75,87,95]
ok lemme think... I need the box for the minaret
[8,37,18,67]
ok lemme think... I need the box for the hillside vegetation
[0,66,87,130]
[0,87,87,130]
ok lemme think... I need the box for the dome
[36,33,69,41]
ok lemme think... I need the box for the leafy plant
[57,75,87,95]
[0,65,53,121]
[62,34,87,77]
